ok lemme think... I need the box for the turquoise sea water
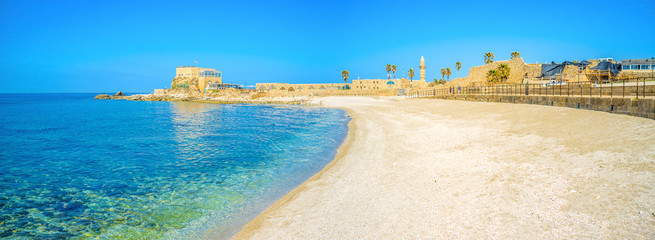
[0,93,349,239]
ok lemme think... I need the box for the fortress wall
[175,67,197,77]
[449,58,602,86]
[257,89,398,97]
[256,78,420,92]
[256,83,350,91]
[525,64,542,79]
[256,79,416,92]
[448,57,534,87]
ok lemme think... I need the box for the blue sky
[1,0,654,93]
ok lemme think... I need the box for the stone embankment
[430,94,655,120]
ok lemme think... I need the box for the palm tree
[441,68,446,81]
[386,64,392,79]
[497,64,510,82]
[487,69,500,83]
[391,65,397,79]
[455,62,462,78]
[446,67,452,81]
[341,70,349,84]
[408,69,415,81]
[484,52,495,64]
[511,52,521,59]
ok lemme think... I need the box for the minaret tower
[420,56,426,82]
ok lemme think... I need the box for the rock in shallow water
[94,94,110,99]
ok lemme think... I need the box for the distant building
[172,66,242,92]
[621,59,654,71]
[351,79,410,90]
[174,66,223,91]
[175,66,222,78]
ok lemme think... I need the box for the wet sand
[233,97,655,239]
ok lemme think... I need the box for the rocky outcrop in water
[94,94,110,99]
[93,91,312,105]
[95,92,129,100]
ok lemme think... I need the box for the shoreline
[231,103,359,239]
[197,103,354,239]
[230,96,655,239]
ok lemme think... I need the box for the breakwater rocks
[94,92,176,101]
[94,91,127,100]
[94,92,313,105]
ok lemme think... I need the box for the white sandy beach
[233,97,655,239]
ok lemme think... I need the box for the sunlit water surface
[0,93,349,239]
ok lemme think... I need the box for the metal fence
[408,77,654,99]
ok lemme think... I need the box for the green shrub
[488,64,510,83]
[487,69,500,83]
[173,83,189,89]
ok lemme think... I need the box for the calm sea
[0,93,349,239]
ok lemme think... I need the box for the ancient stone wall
[449,58,604,86]
[525,64,543,79]
[251,88,395,97]
[448,57,537,87]
[256,83,350,91]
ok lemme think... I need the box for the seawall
[428,95,655,120]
